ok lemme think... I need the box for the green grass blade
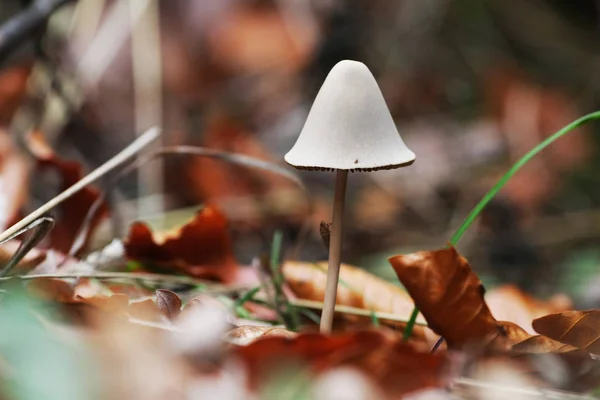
[401,110,600,341]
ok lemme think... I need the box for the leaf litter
[1,129,599,398]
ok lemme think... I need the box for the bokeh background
[2,0,600,306]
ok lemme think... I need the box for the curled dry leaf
[532,310,600,355]
[26,131,108,253]
[512,335,578,354]
[389,247,500,347]
[124,206,239,283]
[233,330,444,398]
[282,261,422,325]
[225,325,297,346]
[155,289,182,320]
[481,321,531,353]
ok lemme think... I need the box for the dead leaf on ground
[27,278,163,323]
[234,330,444,398]
[26,131,109,254]
[124,206,240,283]
[283,261,421,325]
[512,335,578,353]
[225,325,297,346]
[532,310,600,355]
[389,247,500,347]
[156,289,182,320]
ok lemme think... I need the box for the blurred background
[1,0,600,305]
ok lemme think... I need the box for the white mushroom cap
[285,60,415,171]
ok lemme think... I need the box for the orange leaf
[532,310,600,355]
[124,206,239,283]
[389,247,499,347]
[512,335,578,353]
[234,330,443,397]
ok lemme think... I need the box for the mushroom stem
[320,169,348,333]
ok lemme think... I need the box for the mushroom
[285,60,415,333]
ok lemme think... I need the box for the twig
[68,145,311,257]
[0,0,76,63]
[0,216,54,277]
[0,127,160,244]
[288,298,427,326]
[0,272,251,293]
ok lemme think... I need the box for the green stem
[402,110,600,341]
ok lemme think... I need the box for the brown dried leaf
[283,261,418,322]
[27,278,165,323]
[124,206,239,283]
[155,289,181,320]
[389,247,499,347]
[234,330,443,398]
[512,335,578,353]
[483,321,531,353]
[532,310,600,355]
[26,131,108,253]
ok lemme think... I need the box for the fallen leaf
[483,321,531,353]
[512,335,578,353]
[26,131,108,253]
[124,206,239,283]
[389,247,500,347]
[282,261,420,324]
[155,289,182,320]
[532,310,600,355]
[234,330,444,398]
[225,325,297,346]
[27,278,162,323]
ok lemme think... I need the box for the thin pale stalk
[320,169,347,333]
